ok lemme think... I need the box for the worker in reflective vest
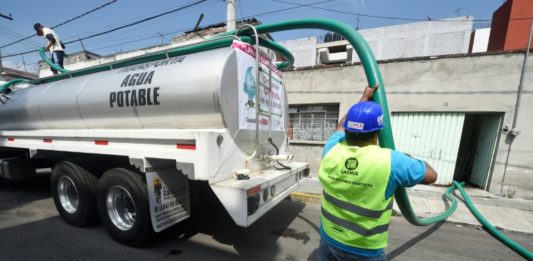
[318,86,438,261]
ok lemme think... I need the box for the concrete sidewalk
[292,175,533,234]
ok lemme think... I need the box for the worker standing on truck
[34,23,65,75]
[318,86,438,261]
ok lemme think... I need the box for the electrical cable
[65,0,218,44]
[1,0,120,49]
[1,0,328,59]
[271,0,533,22]
[0,26,41,49]
[0,0,208,59]
[62,0,207,45]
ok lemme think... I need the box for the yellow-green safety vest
[318,142,393,250]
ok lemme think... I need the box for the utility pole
[226,0,236,32]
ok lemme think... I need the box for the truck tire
[51,161,99,226]
[97,168,152,246]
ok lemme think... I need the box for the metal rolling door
[391,112,465,186]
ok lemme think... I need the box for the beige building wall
[284,52,533,199]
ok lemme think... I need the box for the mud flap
[145,159,190,232]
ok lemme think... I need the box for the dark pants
[319,239,387,261]
[51,51,65,74]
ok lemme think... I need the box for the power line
[62,0,207,45]
[238,0,333,21]
[52,0,119,30]
[61,0,216,44]
[0,0,208,59]
[83,0,332,54]
[1,0,119,49]
[0,0,338,58]
[271,0,532,22]
[0,26,41,49]
[70,0,341,55]
[0,12,12,21]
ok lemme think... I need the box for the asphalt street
[1,174,532,261]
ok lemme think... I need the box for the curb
[290,192,321,204]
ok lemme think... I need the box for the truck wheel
[51,161,99,226]
[97,168,152,246]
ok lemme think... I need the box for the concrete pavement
[294,175,533,234]
[1,175,532,260]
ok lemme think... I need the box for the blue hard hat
[342,101,385,133]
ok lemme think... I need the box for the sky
[0,0,505,73]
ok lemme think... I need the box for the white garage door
[391,112,465,186]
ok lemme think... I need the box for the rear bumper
[210,162,310,227]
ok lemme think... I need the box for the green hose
[0,78,31,93]
[2,17,532,258]
[220,18,532,258]
[453,181,533,260]
[39,47,70,74]
[219,18,455,225]
[27,18,450,226]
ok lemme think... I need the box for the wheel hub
[106,186,137,231]
[57,176,79,214]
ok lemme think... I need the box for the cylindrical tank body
[0,48,276,133]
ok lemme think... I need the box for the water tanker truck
[0,28,310,246]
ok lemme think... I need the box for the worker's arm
[386,151,438,198]
[45,34,55,52]
[336,85,379,131]
[422,162,438,184]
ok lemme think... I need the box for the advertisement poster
[146,164,189,232]
[232,40,285,131]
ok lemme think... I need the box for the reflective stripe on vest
[318,143,393,250]
[323,191,393,219]
[321,207,390,236]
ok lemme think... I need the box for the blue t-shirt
[321,131,426,257]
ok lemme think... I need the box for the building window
[289,104,339,142]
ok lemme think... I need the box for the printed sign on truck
[232,40,285,131]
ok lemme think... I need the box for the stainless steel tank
[0,47,288,154]
[1,48,247,129]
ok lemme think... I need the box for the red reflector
[7,138,15,142]
[95,140,108,145]
[247,185,261,197]
[176,144,196,150]
[43,138,53,143]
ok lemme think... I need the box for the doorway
[454,113,502,190]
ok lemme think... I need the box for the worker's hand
[360,85,379,102]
